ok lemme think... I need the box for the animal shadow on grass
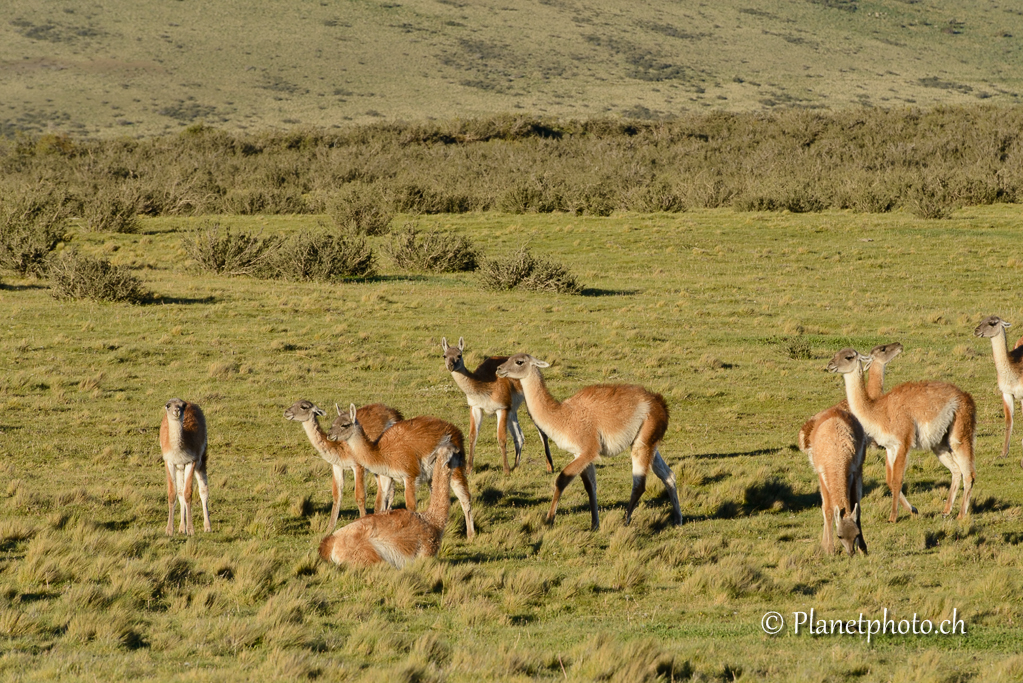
[714,478,819,519]
[693,447,779,460]
[972,496,1011,514]
[0,283,48,292]
[579,287,639,297]
[154,295,217,305]
[98,519,132,532]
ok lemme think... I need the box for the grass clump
[267,228,375,281]
[479,247,581,294]
[48,250,151,304]
[385,223,480,273]
[328,184,394,235]
[183,221,281,276]
[0,189,71,276]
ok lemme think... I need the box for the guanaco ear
[313,405,326,417]
[442,337,448,351]
[834,505,843,520]
[852,502,860,519]
[533,357,550,368]
[458,336,464,352]
[336,403,341,416]
[349,403,357,421]
[1004,320,1012,329]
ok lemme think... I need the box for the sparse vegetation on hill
[3,107,1023,225]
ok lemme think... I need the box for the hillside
[2,0,1022,138]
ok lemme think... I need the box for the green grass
[2,207,1023,680]
[3,0,1023,137]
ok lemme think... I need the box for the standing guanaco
[495,353,683,530]
[284,400,402,527]
[974,315,1023,468]
[442,336,552,474]
[328,405,475,539]
[827,348,976,522]
[159,398,211,536]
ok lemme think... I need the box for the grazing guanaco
[798,341,903,454]
[800,406,868,556]
[495,353,683,530]
[827,348,976,522]
[284,400,402,527]
[974,315,1023,467]
[328,405,475,539]
[159,398,211,536]
[319,438,464,568]
[442,336,552,474]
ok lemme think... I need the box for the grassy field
[1,206,1023,680]
[3,0,1023,137]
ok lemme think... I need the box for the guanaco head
[327,403,360,442]
[495,353,549,380]
[826,348,869,375]
[442,336,466,373]
[284,399,325,422]
[835,503,868,556]
[165,398,188,422]
[868,342,903,365]
[975,315,1010,339]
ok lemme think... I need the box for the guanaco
[159,398,211,536]
[442,336,552,474]
[284,400,402,527]
[328,404,475,539]
[974,315,1023,468]
[319,438,464,568]
[798,341,903,454]
[827,348,976,522]
[495,353,683,530]
[801,406,868,556]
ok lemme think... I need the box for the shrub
[478,247,581,294]
[183,222,281,276]
[0,189,71,276]
[267,228,375,281]
[81,185,142,233]
[385,223,480,272]
[48,250,151,304]
[908,180,956,219]
[328,184,394,235]
[498,175,566,214]
[390,183,474,214]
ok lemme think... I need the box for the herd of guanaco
[158,315,1023,565]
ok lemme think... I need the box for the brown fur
[828,348,977,522]
[328,407,475,539]
[284,400,403,526]
[443,336,552,474]
[319,444,462,568]
[159,398,210,536]
[802,407,868,556]
[495,353,682,530]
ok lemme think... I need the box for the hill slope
[2,0,1023,137]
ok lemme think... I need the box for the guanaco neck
[342,424,385,468]
[301,417,335,458]
[842,363,876,421]
[165,416,185,449]
[449,363,489,395]
[517,368,563,433]
[421,459,453,529]
[865,362,886,399]
[990,328,1019,388]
